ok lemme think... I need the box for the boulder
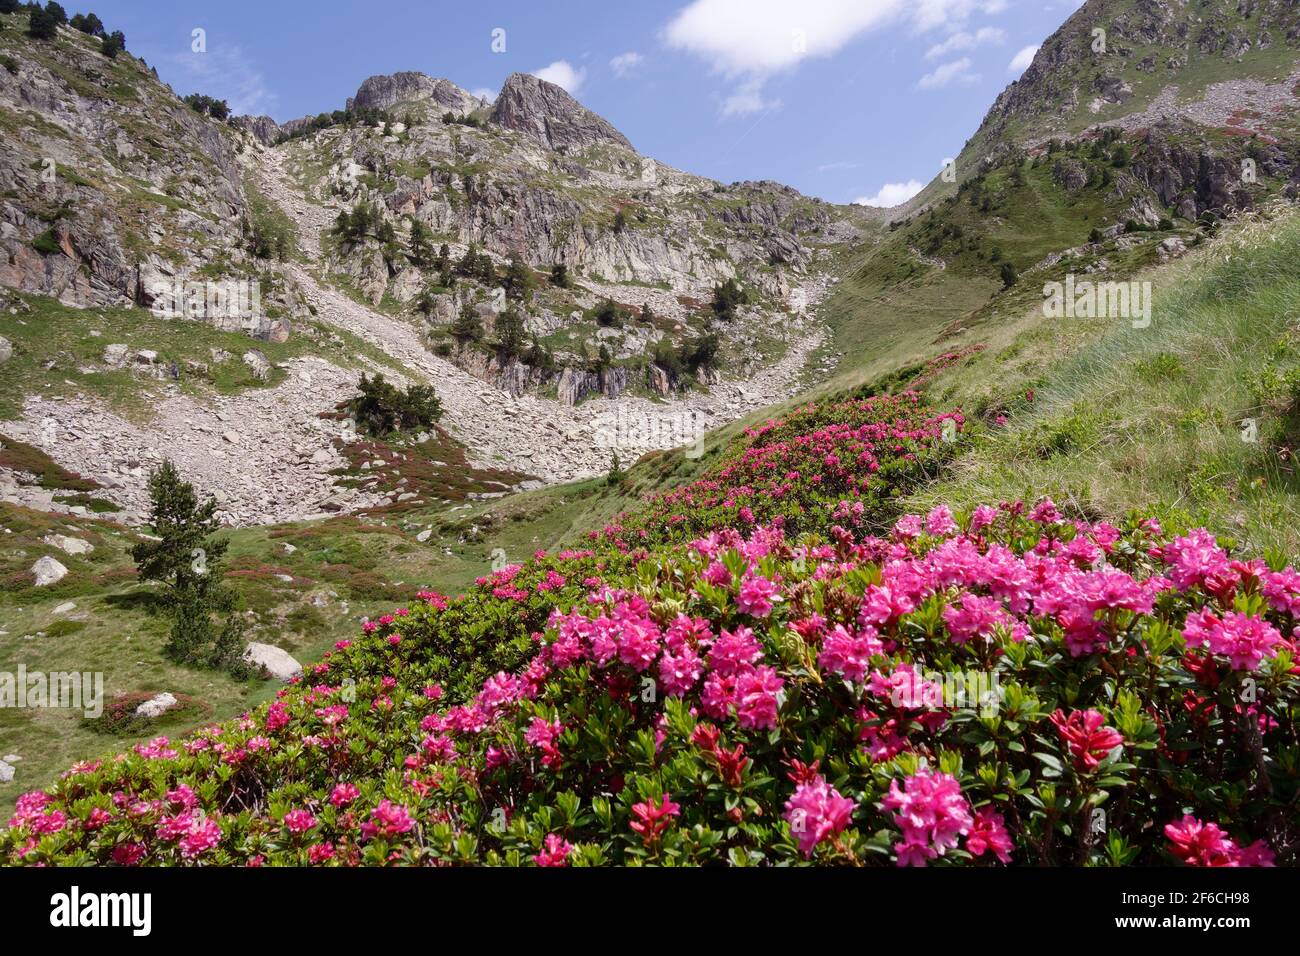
[0,335,11,363]
[0,760,13,783]
[1157,236,1188,261]
[243,642,303,681]
[42,534,93,555]
[102,343,130,368]
[31,555,68,587]
[135,692,179,718]
[242,349,272,381]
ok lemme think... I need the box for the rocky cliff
[489,72,633,153]
[0,14,252,307]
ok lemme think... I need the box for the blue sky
[89,0,1085,206]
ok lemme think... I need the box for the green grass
[0,292,415,422]
[909,205,1300,559]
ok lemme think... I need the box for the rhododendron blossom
[784,774,857,857]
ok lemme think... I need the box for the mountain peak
[489,72,633,153]
[346,71,481,115]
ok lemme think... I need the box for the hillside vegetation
[7,210,1300,865]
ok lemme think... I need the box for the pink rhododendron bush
[4,396,1299,866]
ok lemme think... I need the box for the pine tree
[496,307,526,357]
[451,303,484,342]
[711,278,747,321]
[131,461,244,670]
[999,261,1018,289]
[408,219,433,266]
[504,256,535,301]
[550,262,570,289]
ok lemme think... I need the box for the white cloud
[1008,44,1039,74]
[609,51,645,77]
[721,77,782,116]
[664,0,907,76]
[854,179,924,207]
[163,44,275,117]
[663,0,1005,117]
[470,87,496,103]
[531,60,586,95]
[817,161,860,173]
[918,57,980,89]
[925,26,1004,60]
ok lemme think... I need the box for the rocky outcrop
[490,73,634,153]
[1129,122,1263,217]
[346,72,481,115]
[0,25,250,307]
[557,365,629,405]
[966,0,1300,158]
[233,114,282,146]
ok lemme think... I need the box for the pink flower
[616,620,661,672]
[969,505,998,532]
[783,774,856,857]
[703,560,733,587]
[177,814,222,859]
[1028,498,1061,525]
[737,573,781,617]
[1182,609,1282,671]
[1160,529,1233,593]
[1050,709,1123,772]
[360,800,413,841]
[330,783,360,808]
[734,665,784,730]
[533,833,574,866]
[882,769,973,867]
[707,626,763,677]
[630,795,680,845]
[1164,815,1274,867]
[308,842,335,864]
[283,809,317,835]
[111,843,147,866]
[524,717,564,750]
[817,624,883,684]
[926,504,958,537]
[965,807,1013,863]
[659,645,703,697]
[943,593,1009,644]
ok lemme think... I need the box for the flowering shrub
[592,392,960,550]
[4,393,1298,867]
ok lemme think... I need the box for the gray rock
[242,349,272,381]
[0,335,11,363]
[0,760,13,783]
[490,72,634,152]
[347,72,481,115]
[31,555,68,587]
[135,692,179,718]
[42,534,93,555]
[243,642,303,681]
[1157,236,1188,260]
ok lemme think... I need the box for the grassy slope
[909,204,1300,559]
